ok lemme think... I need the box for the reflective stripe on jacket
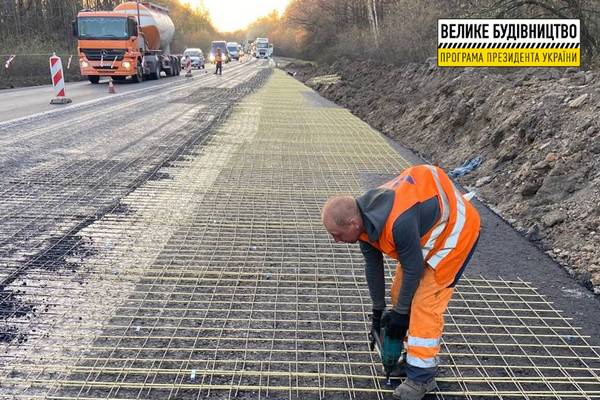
[358,165,480,285]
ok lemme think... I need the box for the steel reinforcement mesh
[2,69,600,399]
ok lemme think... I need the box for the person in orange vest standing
[214,48,223,75]
[321,164,480,400]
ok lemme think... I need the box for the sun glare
[181,0,290,32]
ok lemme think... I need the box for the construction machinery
[73,2,180,84]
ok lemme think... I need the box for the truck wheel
[153,64,161,80]
[88,76,100,84]
[131,62,143,83]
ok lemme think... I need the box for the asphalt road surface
[0,60,262,123]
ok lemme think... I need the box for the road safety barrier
[1,52,78,90]
[2,53,74,66]
[4,55,15,69]
[108,77,116,94]
[49,53,72,105]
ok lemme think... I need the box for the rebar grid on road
[1,69,599,399]
[0,60,262,287]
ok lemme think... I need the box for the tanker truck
[73,2,180,84]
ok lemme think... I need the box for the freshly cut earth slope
[287,60,600,294]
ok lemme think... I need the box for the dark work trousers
[215,62,222,75]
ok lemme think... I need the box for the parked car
[226,42,240,60]
[209,41,230,63]
[182,48,205,69]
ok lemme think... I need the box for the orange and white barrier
[108,77,116,94]
[4,55,15,69]
[49,53,71,104]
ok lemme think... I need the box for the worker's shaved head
[321,196,363,243]
[322,196,359,227]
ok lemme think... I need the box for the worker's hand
[381,310,409,340]
[371,309,384,335]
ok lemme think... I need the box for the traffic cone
[108,77,116,94]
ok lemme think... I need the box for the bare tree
[366,0,380,45]
[487,0,599,60]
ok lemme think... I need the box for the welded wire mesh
[1,68,599,399]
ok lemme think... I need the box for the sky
[182,0,291,32]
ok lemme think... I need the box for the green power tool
[369,326,403,386]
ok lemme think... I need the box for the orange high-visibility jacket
[358,165,480,285]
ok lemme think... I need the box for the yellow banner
[437,48,580,67]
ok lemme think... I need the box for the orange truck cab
[73,2,180,84]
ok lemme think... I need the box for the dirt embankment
[286,60,600,294]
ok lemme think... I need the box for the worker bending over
[321,164,480,400]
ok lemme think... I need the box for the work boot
[393,378,437,400]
